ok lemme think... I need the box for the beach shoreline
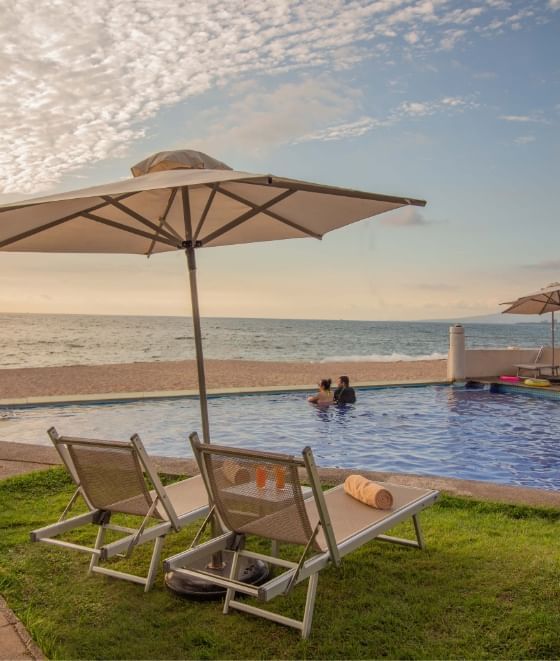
[0,358,447,399]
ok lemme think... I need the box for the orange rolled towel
[222,459,251,485]
[343,474,394,510]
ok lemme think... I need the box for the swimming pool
[1,384,559,491]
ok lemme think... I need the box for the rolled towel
[222,459,251,485]
[344,474,394,510]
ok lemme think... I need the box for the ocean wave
[319,352,448,363]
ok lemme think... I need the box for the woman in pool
[308,378,334,405]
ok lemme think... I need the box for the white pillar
[448,324,466,381]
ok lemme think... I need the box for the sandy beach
[0,358,447,399]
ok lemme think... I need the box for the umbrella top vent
[131,149,232,177]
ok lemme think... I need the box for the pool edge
[0,378,451,407]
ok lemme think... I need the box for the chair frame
[515,346,560,377]
[164,433,439,638]
[30,427,209,591]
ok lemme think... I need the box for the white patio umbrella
[0,149,427,443]
[501,282,560,368]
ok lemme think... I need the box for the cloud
[294,116,386,144]
[296,94,478,144]
[380,206,428,227]
[521,259,560,270]
[550,0,560,9]
[499,114,546,123]
[187,77,360,154]
[0,0,555,196]
[514,135,536,144]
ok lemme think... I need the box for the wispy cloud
[514,135,536,144]
[499,114,548,123]
[380,206,428,227]
[296,94,478,144]
[0,0,556,196]
[188,77,360,154]
[522,259,560,270]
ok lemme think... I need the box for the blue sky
[0,0,559,320]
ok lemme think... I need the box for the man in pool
[333,375,356,404]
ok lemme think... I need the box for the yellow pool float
[524,378,551,388]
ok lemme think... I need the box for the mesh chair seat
[164,434,439,639]
[31,427,210,592]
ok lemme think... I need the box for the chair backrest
[48,427,173,522]
[189,433,338,557]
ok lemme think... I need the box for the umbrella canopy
[0,149,427,441]
[502,282,560,368]
[0,149,425,255]
[501,282,560,315]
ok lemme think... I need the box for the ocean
[0,313,551,369]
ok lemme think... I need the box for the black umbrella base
[165,553,269,600]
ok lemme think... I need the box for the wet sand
[0,358,447,399]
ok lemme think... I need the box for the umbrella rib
[145,189,180,256]
[82,212,179,248]
[193,184,218,241]
[199,189,299,245]
[100,196,179,244]
[239,177,427,207]
[181,187,193,240]
[0,195,138,249]
[158,188,181,239]
[215,187,322,240]
[0,191,136,215]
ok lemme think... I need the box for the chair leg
[412,514,425,550]
[88,525,107,575]
[301,573,319,639]
[223,551,241,614]
[144,535,165,592]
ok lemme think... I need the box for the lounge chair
[515,346,559,377]
[30,427,209,591]
[164,433,439,638]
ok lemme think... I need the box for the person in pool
[308,378,334,405]
[333,375,356,404]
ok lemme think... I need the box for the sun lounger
[164,433,439,638]
[515,347,559,377]
[30,427,209,591]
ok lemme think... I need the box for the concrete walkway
[0,597,44,660]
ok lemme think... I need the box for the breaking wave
[319,352,448,363]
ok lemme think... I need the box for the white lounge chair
[515,346,559,377]
[30,427,209,591]
[164,432,439,638]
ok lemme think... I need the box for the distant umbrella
[501,282,560,370]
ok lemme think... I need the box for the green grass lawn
[1,468,559,659]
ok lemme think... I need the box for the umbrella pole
[185,245,224,570]
[185,245,210,443]
[552,311,556,373]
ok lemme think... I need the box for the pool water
[1,385,559,491]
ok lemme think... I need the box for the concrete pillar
[448,324,466,381]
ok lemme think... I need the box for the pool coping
[1,440,559,509]
[0,378,450,407]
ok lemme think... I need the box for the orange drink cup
[275,466,286,489]
[256,466,267,489]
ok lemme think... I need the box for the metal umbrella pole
[184,241,210,444]
[552,311,555,373]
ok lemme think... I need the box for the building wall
[464,347,553,378]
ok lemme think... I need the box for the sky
[0,0,559,321]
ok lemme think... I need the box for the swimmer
[308,378,334,405]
